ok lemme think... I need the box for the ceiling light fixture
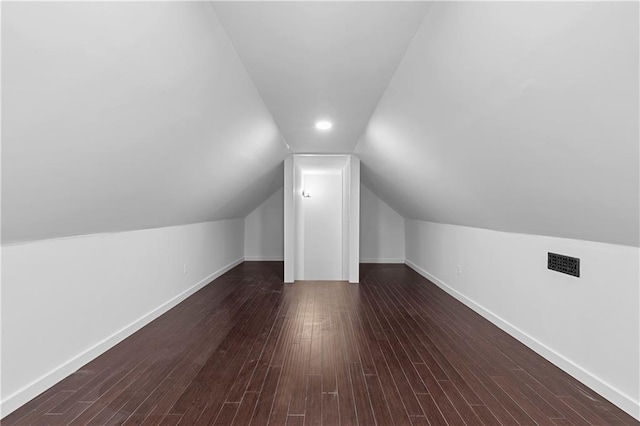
[315,120,332,131]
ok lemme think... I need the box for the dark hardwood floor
[4,262,637,425]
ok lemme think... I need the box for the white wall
[360,185,404,263]
[1,219,244,417]
[244,188,284,261]
[247,184,403,265]
[405,219,640,419]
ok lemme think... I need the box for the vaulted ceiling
[2,2,289,243]
[2,1,638,246]
[212,2,430,154]
[356,1,639,247]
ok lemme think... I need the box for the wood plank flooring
[4,262,637,425]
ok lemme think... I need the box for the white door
[301,171,343,280]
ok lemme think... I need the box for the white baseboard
[0,257,244,418]
[244,257,404,264]
[405,259,640,421]
[244,256,284,261]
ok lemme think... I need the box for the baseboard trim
[244,256,284,261]
[0,257,244,418]
[405,259,640,420]
[360,258,405,264]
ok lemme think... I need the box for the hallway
[4,262,636,425]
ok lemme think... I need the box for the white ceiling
[2,2,289,243]
[212,1,430,154]
[355,1,639,246]
[2,1,637,248]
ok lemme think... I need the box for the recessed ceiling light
[315,120,332,131]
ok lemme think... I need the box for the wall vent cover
[548,252,580,277]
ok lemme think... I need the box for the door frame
[284,154,360,283]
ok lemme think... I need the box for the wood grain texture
[3,262,637,425]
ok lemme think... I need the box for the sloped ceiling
[3,2,638,248]
[1,2,290,243]
[355,1,639,247]
[212,1,430,154]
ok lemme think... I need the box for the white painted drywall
[244,187,284,261]
[405,219,640,419]
[2,2,289,244]
[212,2,430,154]
[1,219,244,417]
[360,185,404,263]
[246,182,401,266]
[356,1,639,247]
